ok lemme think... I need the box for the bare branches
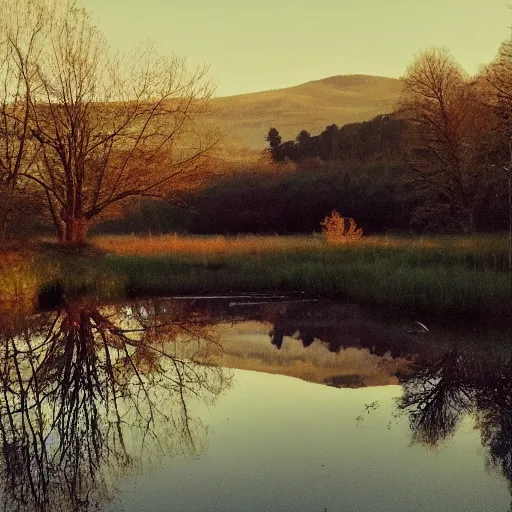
[400,47,498,232]
[0,0,50,243]
[0,298,231,510]
[0,0,218,244]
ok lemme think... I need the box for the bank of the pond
[1,234,511,322]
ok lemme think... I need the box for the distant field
[92,232,507,257]
[209,74,403,150]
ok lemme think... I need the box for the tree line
[266,115,406,164]
[262,47,512,233]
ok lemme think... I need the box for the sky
[81,0,511,97]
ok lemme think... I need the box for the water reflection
[0,299,231,511]
[397,341,512,499]
[266,301,418,357]
[152,296,420,357]
[208,298,418,387]
[227,296,512,507]
[1,294,512,511]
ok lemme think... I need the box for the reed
[2,234,510,322]
[0,251,39,315]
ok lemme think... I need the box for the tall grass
[0,251,41,316]
[91,234,512,322]
[0,245,127,309]
[36,247,127,301]
[94,233,512,271]
[94,233,322,256]
[3,234,510,322]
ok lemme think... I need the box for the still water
[0,295,511,511]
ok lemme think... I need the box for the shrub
[320,211,363,243]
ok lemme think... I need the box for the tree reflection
[398,349,472,446]
[474,356,512,494]
[397,341,512,498]
[0,299,232,511]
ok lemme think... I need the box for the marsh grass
[93,233,322,256]
[93,233,512,270]
[90,234,512,321]
[3,234,511,322]
[0,251,40,315]
[26,245,127,307]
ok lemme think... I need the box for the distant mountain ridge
[209,74,403,151]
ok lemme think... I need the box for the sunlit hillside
[210,74,403,151]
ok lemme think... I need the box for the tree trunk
[461,209,475,234]
[58,217,90,245]
[0,205,12,247]
[0,185,17,247]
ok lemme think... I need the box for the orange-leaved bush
[320,211,363,243]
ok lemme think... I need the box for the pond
[0,295,511,511]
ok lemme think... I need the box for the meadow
[1,233,509,323]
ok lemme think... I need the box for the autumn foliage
[320,211,363,243]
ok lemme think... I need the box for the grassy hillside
[210,74,403,150]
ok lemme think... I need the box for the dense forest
[265,115,406,164]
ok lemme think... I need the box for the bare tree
[1,0,218,245]
[0,0,47,244]
[485,39,512,127]
[484,40,512,292]
[399,47,496,232]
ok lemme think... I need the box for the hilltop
[209,74,403,151]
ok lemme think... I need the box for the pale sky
[81,0,511,97]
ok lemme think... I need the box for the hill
[209,74,403,151]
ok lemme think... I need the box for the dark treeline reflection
[0,299,232,512]
[397,341,512,499]
[266,303,416,357]
[174,296,423,357]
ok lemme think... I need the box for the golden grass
[0,251,39,317]
[93,234,325,256]
[4,233,508,322]
[92,233,506,257]
[207,321,409,387]
[210,75,403,149]
[88,233,512,321]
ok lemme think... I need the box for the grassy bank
[2,234,511,322]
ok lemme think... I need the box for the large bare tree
[482,38,512,288]
[0,0,218,244]
[399,47,497,232]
